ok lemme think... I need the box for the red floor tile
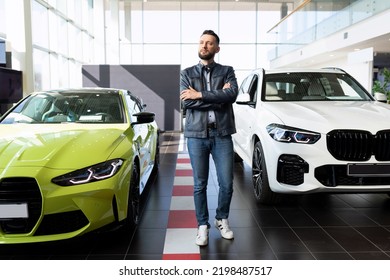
[162,254,201,260]
[175,169,193,176]
[177,158,191,164]
[167,210,197,228]
[172,185,194,196]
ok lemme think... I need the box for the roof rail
[321,67,347,73]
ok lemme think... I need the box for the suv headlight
[266,124,320,144]
[52,159,124,186]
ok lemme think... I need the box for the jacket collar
[198,61,217,72]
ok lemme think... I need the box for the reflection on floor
[2,131,390,260]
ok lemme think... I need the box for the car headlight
[52,159,124,186]
[266,124,321,144]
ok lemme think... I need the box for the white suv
[233,68,390,204]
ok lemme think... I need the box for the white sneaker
[214,219,234,240]
[195,225,209,246]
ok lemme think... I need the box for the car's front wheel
[252,141,278,204]
[126,163,141,228]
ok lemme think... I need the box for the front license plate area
[0,203,29,219]
[348,164,390,177]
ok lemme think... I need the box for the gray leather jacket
[180,62,239,138]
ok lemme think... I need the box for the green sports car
[0,88,159,244]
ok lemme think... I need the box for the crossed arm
[180,83,231,101]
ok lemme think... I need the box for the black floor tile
[142,195,172,211]
[88,230,133,256]
[275,252,315,260]
[293,227,345,253]
[200,253,240,260]
[261,227,310,254]
[200,230,238,255]
[228,209,259,228]
[357,207,390,225]
[312,252,353,260]
[332,208,378,227]
[125,254,163,260]
[302,209,348,227]
[234,252,278,260]
[252,209,288,227]
[231,227,275,255]
[323,227,382,253]
[296,193,351,209]
[87,254,126,260]
[276,208,318,227]
[355,226,390,251]
[138,210,169,229]
[349,251,390,260]
[147,175,175,197]
[337,194,381,208]
[127,228,166,255]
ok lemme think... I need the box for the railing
[268,0,390,60]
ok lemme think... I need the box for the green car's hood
[0,124,130,170]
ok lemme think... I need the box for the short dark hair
[202,30,220,45]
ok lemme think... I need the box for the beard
[198,51,214,61]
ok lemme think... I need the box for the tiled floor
[2,131,390,260]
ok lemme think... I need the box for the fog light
[277,154,309,185]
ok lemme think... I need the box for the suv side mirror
[374,92,387,103]
[235,93,251,105]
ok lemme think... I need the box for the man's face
[198,34,220,61]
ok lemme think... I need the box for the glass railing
[268,0,390,60]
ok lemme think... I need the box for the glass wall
[0,0,6,67]
[5,0,291,92]
[9,0,389,93]
[120,1,291,83]
[31,0,94,91]
[0,0,6,38]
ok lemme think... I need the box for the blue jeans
[187,129,234,227]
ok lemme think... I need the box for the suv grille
[0,178,42,234]
[327,130,390,161]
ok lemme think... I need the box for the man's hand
[180,87,202,100]
[223,82,231,89]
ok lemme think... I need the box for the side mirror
[374,92,387,103]
[235,93,255,105]
[131,112,155,127]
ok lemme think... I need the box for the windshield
[263,72,373,102]
[0,91,125,124]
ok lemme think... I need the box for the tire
[252,141,279,204]
[234,151,243,162]
[126,163,141,228]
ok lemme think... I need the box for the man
[180,30,239,246]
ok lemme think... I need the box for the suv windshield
[0,91,125,124]
[263,72,373,102]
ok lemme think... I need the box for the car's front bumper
[265,138,390,194]
[0,166,128,244]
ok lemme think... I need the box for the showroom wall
[82,64,181,131]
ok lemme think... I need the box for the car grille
[327,130,390,161]
[315,165,390,187]
[0,178,42,234]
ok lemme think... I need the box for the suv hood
[264,101,390,134]
[0,124,129,170]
